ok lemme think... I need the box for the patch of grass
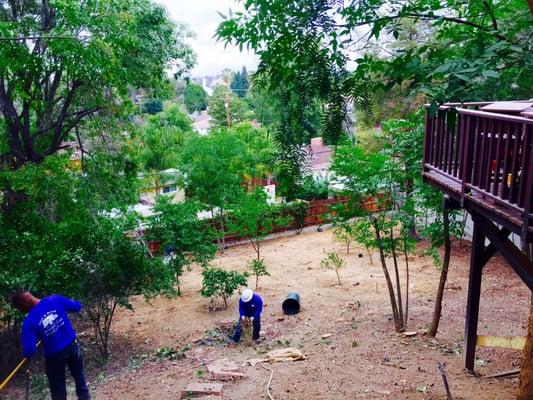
[351,340,358,348]
[30,373,49,400]
[154,344,190,362]
[274,338,291,347]
[196,368,205,378]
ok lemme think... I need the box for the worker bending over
[12,291,91,400]
[232,289,263,343]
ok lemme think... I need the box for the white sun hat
[241,289,253,303]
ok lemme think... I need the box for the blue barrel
[282,292,301,315]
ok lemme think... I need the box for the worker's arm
[252,296,263,319]
[21,320,38,359]
[239,299,246,319]
[54,295,82,313]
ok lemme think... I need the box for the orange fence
[146,195,383,253]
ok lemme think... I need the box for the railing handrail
[424,100,533,108]
[456,108,533,124]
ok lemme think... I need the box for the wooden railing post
[522,123,533,243]
[460,115,476,204]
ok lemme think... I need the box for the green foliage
[208,85,252,129]
[142,99,164,115]
[277,201,307,234]
[228,187,292,260]
[0,0,195,167]
[230,66,250,97]
[140,104,193,172]
[320,252,346,286]
[294,177,330,201]
[248,259,270,290]
[148,197,217,295]
[183,83,208,113]
[179,125,277,248]
[333,223,357,255]
[200,267,248,309]
[0,152,175,359]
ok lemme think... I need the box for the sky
[158,0,258,78]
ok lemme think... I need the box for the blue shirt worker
[12,291,91,400]
[232,289,263,343]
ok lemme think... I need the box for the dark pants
[44,341,91,400]
[232,316,261,342]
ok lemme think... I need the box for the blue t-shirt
[239,293,263,319]
[21,295,82,358]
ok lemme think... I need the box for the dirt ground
[13,228,532,399]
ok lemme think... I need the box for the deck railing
[423,105,533,233]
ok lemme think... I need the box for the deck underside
[423,170,533,242]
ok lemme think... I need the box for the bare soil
[18,229,533,399]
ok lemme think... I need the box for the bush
[142,98,163,115]
[248,259,270,289]
[201,267,248,309]
[320,251,346,285]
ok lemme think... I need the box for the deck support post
[464,220,485,371]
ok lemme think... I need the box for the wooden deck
[423,103,533,243]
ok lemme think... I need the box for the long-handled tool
[0,341,41,392]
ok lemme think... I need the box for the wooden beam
[481,227,511,269]
[465,221,485,371]
[477,335,526,350]
[472,212,533,291]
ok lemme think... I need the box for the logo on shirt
[39,311,64,336]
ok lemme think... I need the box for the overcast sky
[158,0,258,77]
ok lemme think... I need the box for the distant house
[193,112,211,135]
[139,169,185,205]
[306,137,334,181]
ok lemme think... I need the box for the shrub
[320,251,346,285]
[248,259,270,289]
[201,267,248,309]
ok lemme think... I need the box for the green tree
[148,197,217,295]
[208,85,251,129]
[201,267,248,309]
[248,259,270,290]
[0,0,195,172]
[228,187,292,261]
[141,105,193,171]
[142,99,164,115]
[0,154,175,359]
[333,223,357,255]
[183,83,208,113]
[178,131,246,249]
[230,66,249,97]
[320,252,346,286]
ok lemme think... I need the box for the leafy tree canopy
[0,0,195,168]
[230,66,250,97]
[183,83,208,113]
[208,85,253,129]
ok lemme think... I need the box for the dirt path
[89,229,529,399]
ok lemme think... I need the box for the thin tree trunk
[220,207,226,253]
[373,218,400,331]
[429,207,451,337]
[403,235,410,328]
[390,227,404,330]
[336,270,341,286]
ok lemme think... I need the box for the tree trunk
[429,207,452,337]
[403,236,410,328]
[373,218,401,331]
[527,0,533,17]
[390,228,404,330]
[517,243,533,399]
[220,208,226,253]
[336,270,341,286]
